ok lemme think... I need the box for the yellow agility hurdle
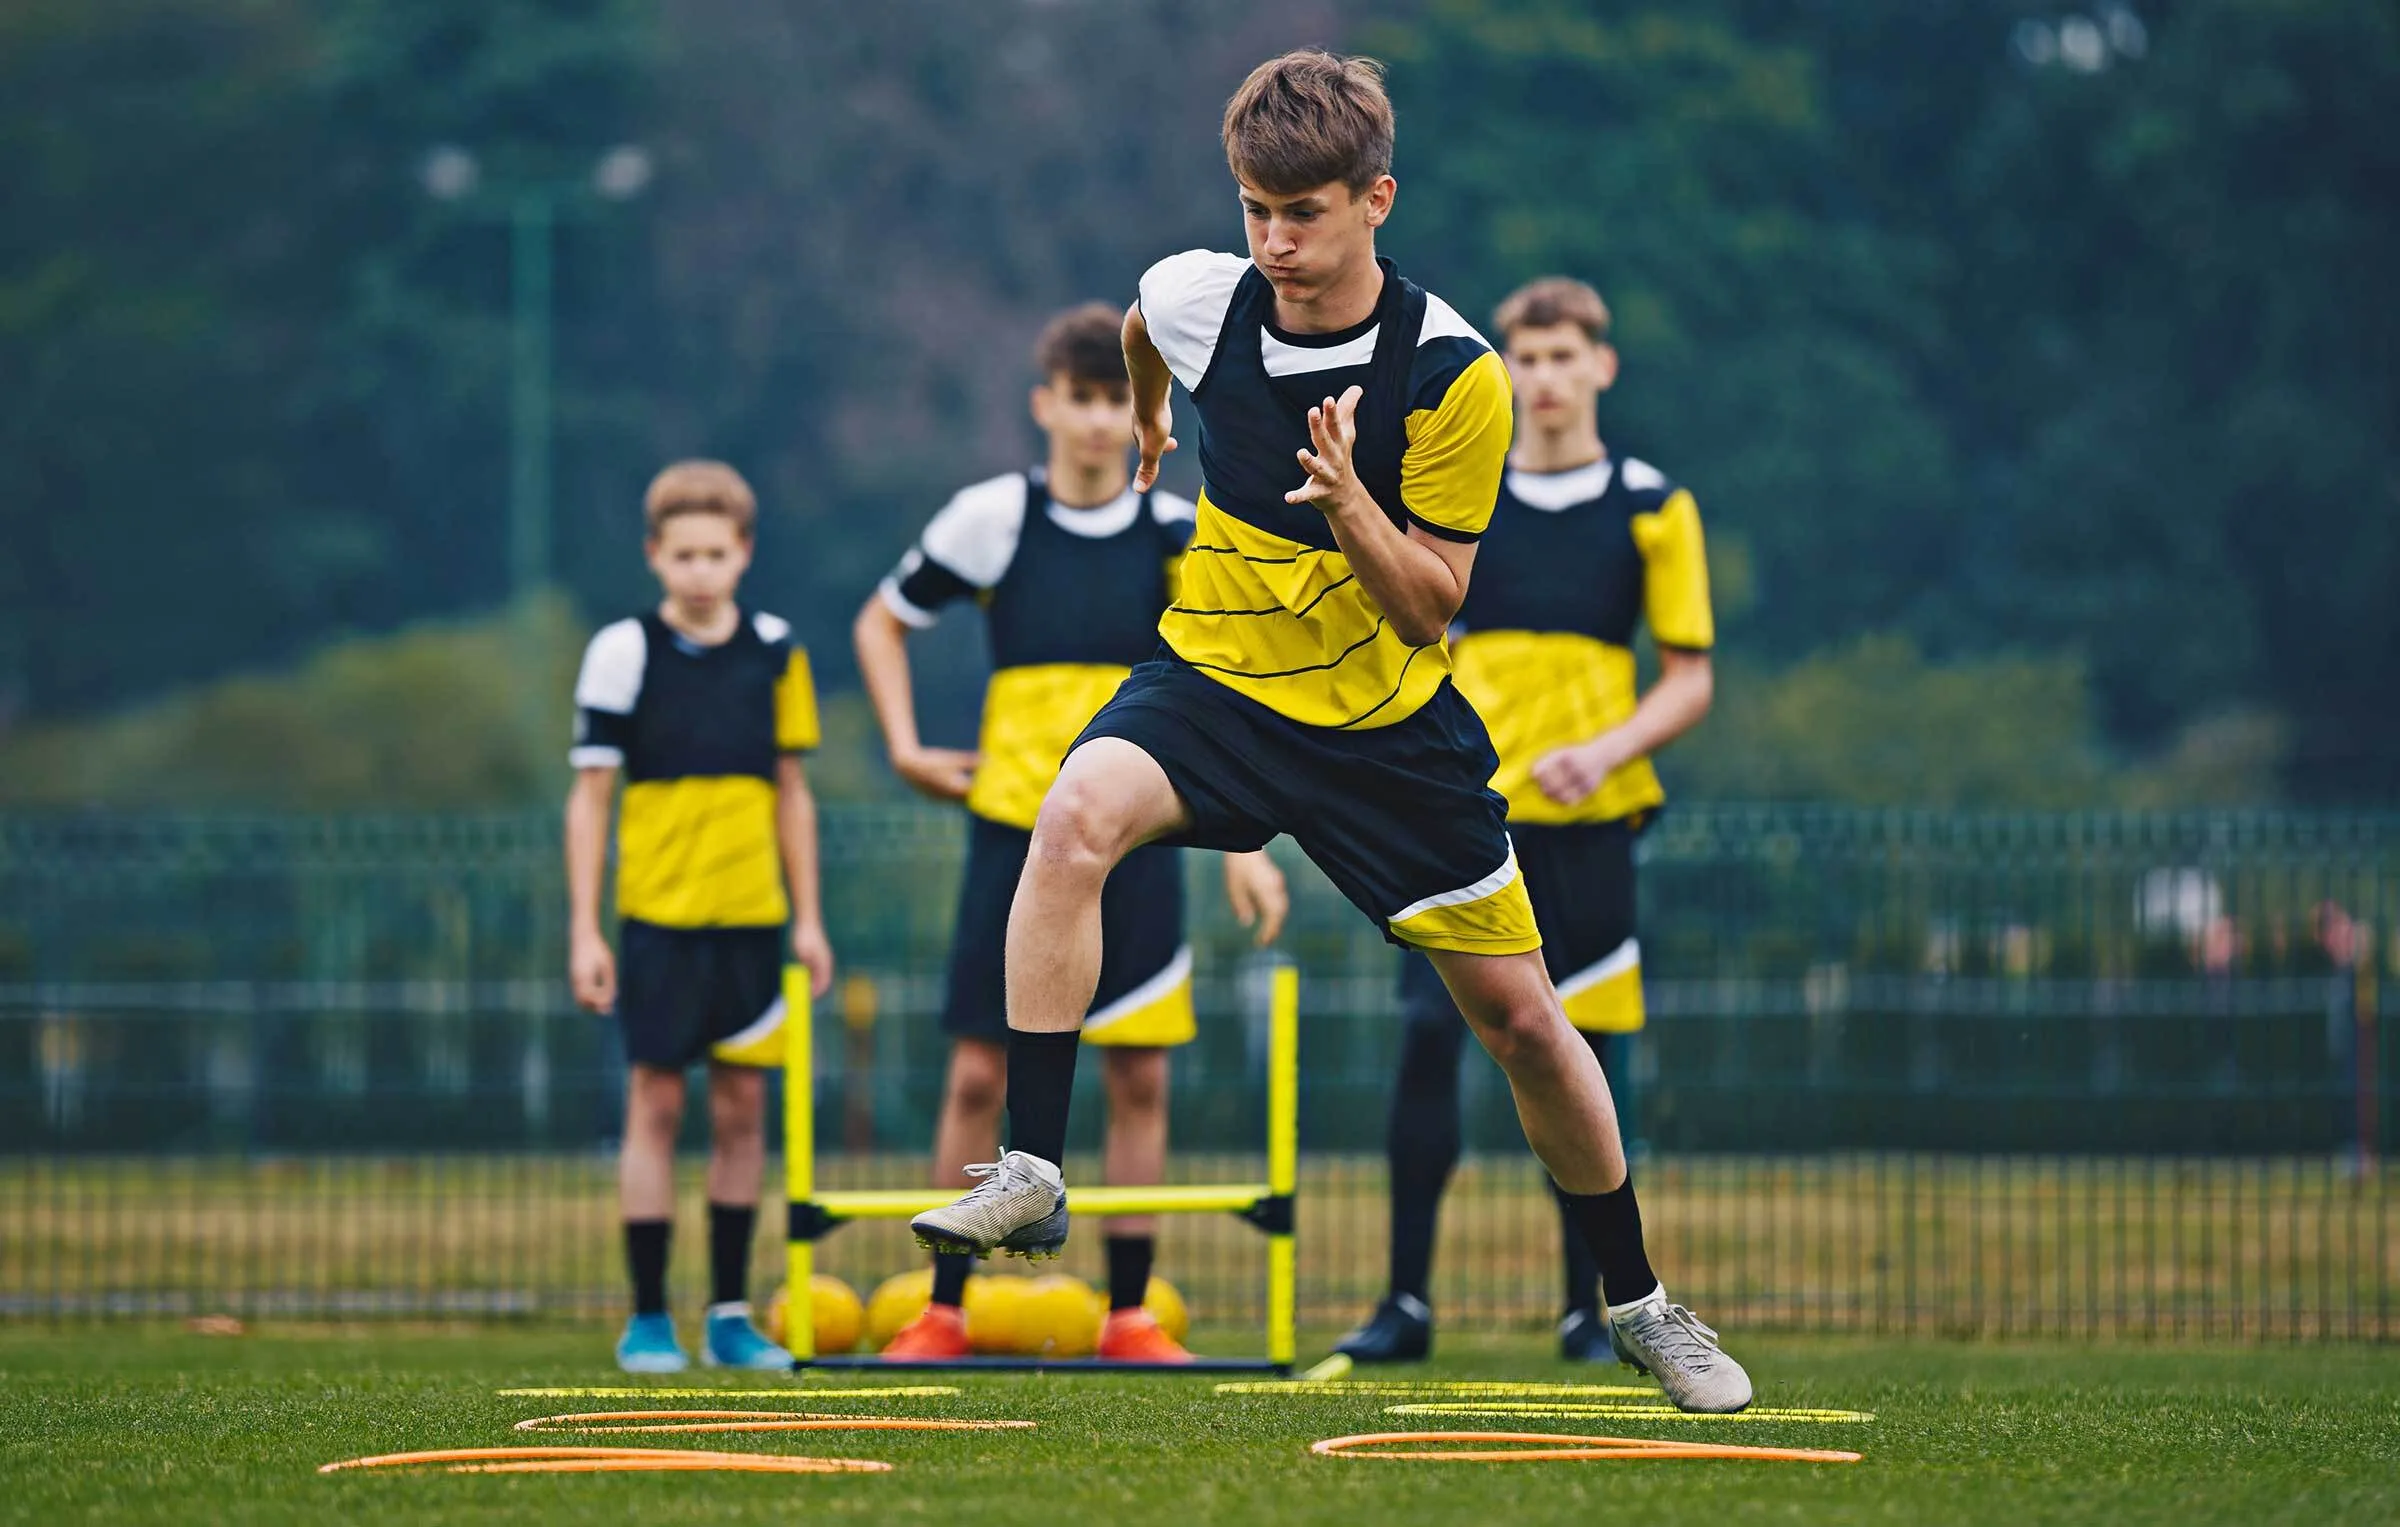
[782,964,1301,1374]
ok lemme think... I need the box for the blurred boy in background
[854,306,1287,1362]
[565,460,836,1372]
[1335,276,1716,1365]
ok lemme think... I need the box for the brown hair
[1034,303,1130,388]
[643,459,757,538]
[1494,276,1612,344]
[1222,49,1394,195]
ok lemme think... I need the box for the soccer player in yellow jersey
[912,51,1750,1410]
[855,306,1288,1363]
[1335,276,1717,1367]
[564,461,835,1373]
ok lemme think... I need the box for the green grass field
[2,1326,2395,1526]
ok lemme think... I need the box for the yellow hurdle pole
[781,966,816,1362]
[1266,965,1299,1368]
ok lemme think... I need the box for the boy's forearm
[777,762,824,927]
[1596,652,1714,763]
[1124,306,1174,420]
[563,776,614,935]
[1323,496,1466,647]
[853,598,924,759]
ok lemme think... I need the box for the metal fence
[0,806,2392,1336]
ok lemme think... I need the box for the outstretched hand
[1287,385,1365,514]
[1134,397,1179,492]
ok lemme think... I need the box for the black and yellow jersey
[878,470,1196,830]
[1449,457,1713,825]
[1137,251,1513,730]
[570,609,821,928]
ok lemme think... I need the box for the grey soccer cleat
[1608,1291,1753,1413]
[909,1151,1070,1261]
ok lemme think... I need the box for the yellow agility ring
[1387,1402,1876,1425]
[512,1410,1035,1436]
[1311,1431,1863,1464]
[320,1446,891,1476]
[1218,1380,1656,1399]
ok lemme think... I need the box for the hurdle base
[796,1355,1289,1375]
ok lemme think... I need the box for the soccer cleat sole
[1612,1344,1752,1414]
[907,1199,1069,1261]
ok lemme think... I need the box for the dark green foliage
[2,0,2394,803]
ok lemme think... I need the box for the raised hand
[1286,385,1365,513]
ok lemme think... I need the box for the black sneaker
[1557,1307,1611,1361]
[1332,1294,1432,1364]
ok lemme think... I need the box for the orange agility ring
[1311,1431,1862,1464]
[319,1446,890,1476]
[512,1410,1036,1436]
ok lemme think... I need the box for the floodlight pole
[419,144,652,604]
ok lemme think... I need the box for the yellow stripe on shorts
[1080,947,1196,1048]
[1556,938,1646,1033]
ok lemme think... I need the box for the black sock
[1005,1028,1081,1167]
[1550,1179,1602,1316]
[1553,1031,1613,1316]
[707,1201,755,1308]
[625,1219,671,1317]
[1387,1001,1465,1305]
[1105,1235,1155,1311]
[931,1251,975,1309]
[1558,1175,1659,1309]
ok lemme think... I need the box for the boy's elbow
[1395,608,1450,648]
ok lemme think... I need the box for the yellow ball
[1025,1274,1103,1358]
[809,1274,864,1354]
[963,1273,1037,1355]
[864,1267,935,1351]
[1143,1276,1189,1342]
[764,1275,864,1354]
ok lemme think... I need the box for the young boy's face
[644,511,753,613]
[1030,373,1136,477]
[1503,322,1618,433]
[1238,174,1395,308]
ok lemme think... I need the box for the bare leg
[1099,1046,1170,1239]
[620,1065,688,1219]
[704,1064,767,1207]
[932,1038,1008,1185]
[1422,948,1628,1195]
[1005,739,1192,1035]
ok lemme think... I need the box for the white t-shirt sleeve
[1138,250,1249,392]
[875,472,1030,627]
[569,618,646,768]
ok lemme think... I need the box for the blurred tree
[2,0,2394,806]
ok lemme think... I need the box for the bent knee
[1102,1049,1170,1114]
[1029,781,1135,877]
[947,1043,1008,1116]
[1464,1001,1566,1067]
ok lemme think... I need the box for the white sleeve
[569,618,646,767]
[1138,251,1249,391]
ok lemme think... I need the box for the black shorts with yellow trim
[1075,649,1539,956]
[1399,818,1644,1034]
[616,917,789,1069]
[942,812,1193,1048]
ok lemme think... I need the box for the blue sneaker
[616,1312,689,1373]
[702,1301,793,1370]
